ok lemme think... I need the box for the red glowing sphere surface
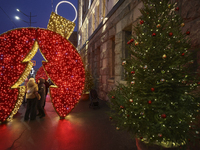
[35,66,49,82]
[0,28,85,122]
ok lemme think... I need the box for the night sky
[0,0,78,69]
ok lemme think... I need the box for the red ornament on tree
[169,32,173,36]
[152,33,156,36]
[127,114,129,117]
[175,7,179,11]
[131,71,135,74]
[151,88,155,92]
[112,96,115,99]
[127,39,134,44]
[140,20,144,24]
[186,31,190,35]
[109,117,112,120]
[182,53,185,56]
[120,106,124,109]
[161,114,167,118]
[148,100,152,104]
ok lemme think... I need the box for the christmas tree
[108,0,200,149]
[82,69,94,94]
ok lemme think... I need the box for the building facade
[69,31,78,48]
[77,0,200,101]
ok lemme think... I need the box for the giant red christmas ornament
[0,28,85,123]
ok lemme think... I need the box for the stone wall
[176,0,200,66]
[79,0,200,101]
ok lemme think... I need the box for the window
[110,38,115,79]
[122,30,132,80]
[97,47,100,78]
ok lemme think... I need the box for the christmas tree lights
[0,28,85,123]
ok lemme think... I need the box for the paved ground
[0,95,137,150]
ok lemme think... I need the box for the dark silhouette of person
[22,77,29,105]
[43,79,50,108]
[24,78,38,121]
[37,78,46,118]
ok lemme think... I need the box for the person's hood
[27,80,36,88]
[39,78,45,84]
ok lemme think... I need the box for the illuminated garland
[0,28,85,123]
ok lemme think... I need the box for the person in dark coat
[24,78,38,121]
[43,79,50,108]
[22,77,29,105]
[37,78,46,118]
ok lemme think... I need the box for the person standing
[37,78,46,118]
[24,78,38,121]
[43,79,50,108]
[22,77,29,105]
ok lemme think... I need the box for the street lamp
[15,9,37,27]
[15,16,20,20]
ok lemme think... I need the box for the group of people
[23,77,51,121]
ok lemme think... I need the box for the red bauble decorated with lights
[169,32,173,36]
[152,33,156,36]
[0,28,85,123]
[182,53,185,56]
[120,106,124,109]
[148,100,152,104]
[161,114,166,118]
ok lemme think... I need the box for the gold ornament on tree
[162,54,167,59]
[156,24,161,28]
[181,23,185,27]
